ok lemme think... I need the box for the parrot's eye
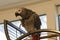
[18,10,21,13]
[17,9,22,13]
[15,9,22,14]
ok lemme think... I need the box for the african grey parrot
[15,8,41,40]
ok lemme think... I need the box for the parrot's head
[15,9,22,17]
[15,8,28,19]
[15,8,35,19]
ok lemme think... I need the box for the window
[58,15,60,31]
[58,16,60,31]
[56,5,60,40]
[57,15,60,40]
[40,15,47,40]
[0,14,47,40]
[0,24,7,40]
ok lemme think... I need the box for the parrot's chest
[21,19,35,32]
[22,19,34,27]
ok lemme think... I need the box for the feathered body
[15,8,41,40]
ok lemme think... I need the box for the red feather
[32,34,40,40]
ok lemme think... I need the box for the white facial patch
[18,8,22,14]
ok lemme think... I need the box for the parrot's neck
[22,13,34,20]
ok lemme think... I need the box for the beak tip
[15,13,19,17]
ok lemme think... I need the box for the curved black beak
[15,12,20,17]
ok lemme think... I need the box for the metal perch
[4,20,60,40]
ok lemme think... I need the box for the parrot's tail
[32,33,40,40]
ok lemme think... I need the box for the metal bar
[6,20,26,34]
[8,25,17,32]
[9,34,16,39]
[8,28,17,34]
[16,29,60,40]
[8,30,17,37]
[40,34,60,39]
[4,20,11,40]
[4,20,60,40]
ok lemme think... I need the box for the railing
[17,29,60,40]
[4,20,60,40]
[4,20,26,40]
